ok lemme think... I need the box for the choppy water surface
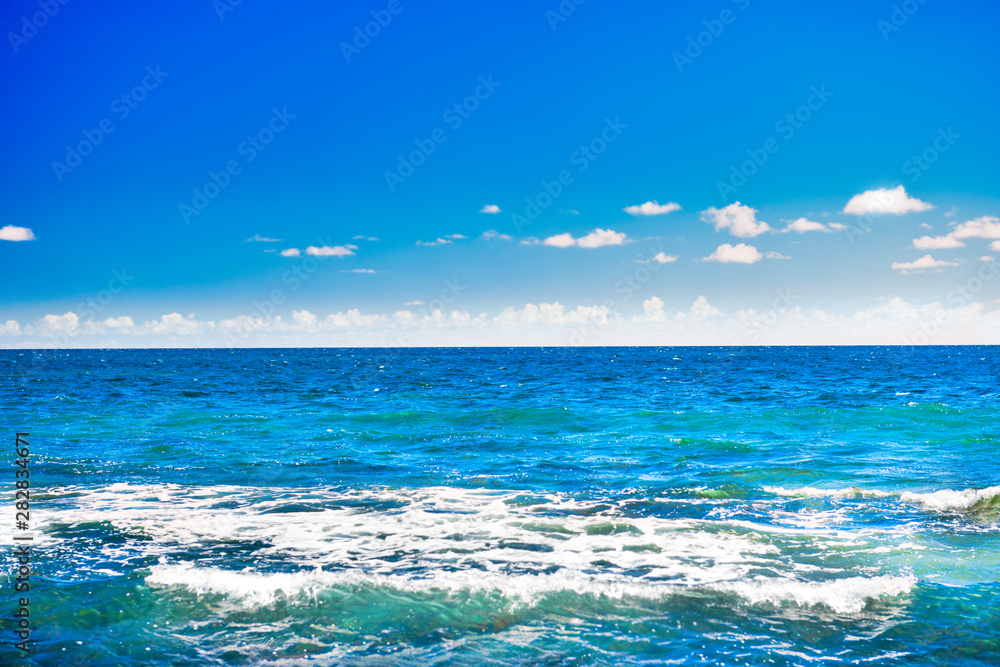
[2,347,999,665]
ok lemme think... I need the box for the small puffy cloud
[781,218,837,233]
[306,244,357,257]
[703,243,763,264]
[246,234,280,242]
[891,254,959,273]
[103,316,135,329]
[910,216,1000,250]
[577,228,627,248]
[913,235,965,249]
[36,312,80,335]
[842,185,932,216]
[624,200,681,216]
[978,256,995,262]
[643,296,664,314]
[919,223,933,230]
[689,295,721,319]
[446,234,468,240]
[540,228,628,248]
[992,240,1000,252]
[479,205,501,214]
[342,268,377,274]
[950,216,1000,239]
[765,251,791,260]
[0,320,20,335]
[636,252,677,264]
[292,310,318,329]
[417,237,454,247]
[700,202,772,237]
[142,313,213,335]
[352,235,380,241]
[280,248,301,257]
[0,225,36,242]
[480,230,512,241]
[542,233,576,248]
[405,300,425,306]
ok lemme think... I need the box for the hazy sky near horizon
[2,0,1000,346]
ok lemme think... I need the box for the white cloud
[700,202,772,237]
[842,185,932,216]
[641,252,678,264]
[781,218,835,233]
[951,216,1000,239]
[913,235,965,249]
[0,225,36,242]
[280,248,301,257]
[36,312,80,335]
[703,243,763,264]
[910,216,1000,250]
[352,235,380,241]
[577,228,627,248]
[342,268,376,274]
[141,313,214,335]
[479,205,501,214]
[891,254,959,273]
[624,200,681,216]
[416,237,458,247]
[405,300,425,306]
[480,230,512,241]
[992,240,1000,252]
[103,316,135,329]
[978,256,995,262]
[0,320,20,335]
[542,233,576,248]
[920,223,933,230]
[306,244,357,257]
[540,228,628,248]
[246,234,280,242]
[765,251,791,260]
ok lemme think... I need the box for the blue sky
[2,0,1000,346]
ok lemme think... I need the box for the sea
[2,346,999,666]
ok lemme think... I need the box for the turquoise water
[2,347,999,665]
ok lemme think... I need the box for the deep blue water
[2,347,999,665]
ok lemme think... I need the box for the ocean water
[2,346,1000,666]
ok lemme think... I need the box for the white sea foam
[710,575,916,614]
[145,561,915,615]
[900,486,1000,511]
[763,486,894,499]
